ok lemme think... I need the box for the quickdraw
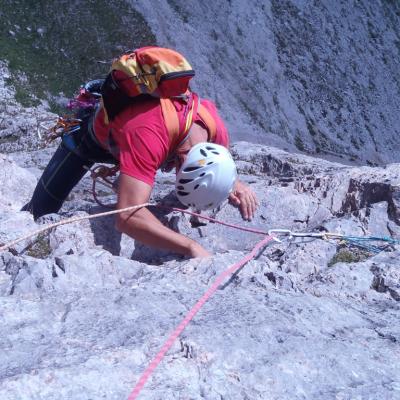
[267,229,399,254]
[44,116,82,144]
[43,83,102,146]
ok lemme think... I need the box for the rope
[0,203,150,253]
[86,165,269,235]
[268,229,399,254]
[0,196,277,399]
[340,235,399,254]
[0,203,272,254]
[86,165,273,235]
[127,234,274,400]
[158,205,270,235]
[2,174,397,399]
[3,204,398,256]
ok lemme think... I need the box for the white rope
[0,202,151,253]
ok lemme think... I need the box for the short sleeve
[118,125,168,186]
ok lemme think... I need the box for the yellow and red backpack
[99,46,216,150]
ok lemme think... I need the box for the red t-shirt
[93,97,229,186]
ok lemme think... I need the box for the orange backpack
[100,46,216,150]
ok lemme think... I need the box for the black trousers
[22,112,116,220]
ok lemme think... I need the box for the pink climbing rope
[157,205,270,236]
[127,234,274,400]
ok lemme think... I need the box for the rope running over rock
[0,203,272,254]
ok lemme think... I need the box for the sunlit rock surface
[1,143,399,399]
[1,1,400,398]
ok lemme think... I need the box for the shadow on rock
[89,205,122,256]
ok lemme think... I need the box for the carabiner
[267,229,293,243]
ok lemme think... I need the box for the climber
[22,48,259,258]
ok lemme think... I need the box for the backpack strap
[160,98,180,148]
[160,95,217,149]
[160,93,197,152]
[197,103,216,142]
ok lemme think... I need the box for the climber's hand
[229,179,259,221]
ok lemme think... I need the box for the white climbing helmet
[175,142,237,210]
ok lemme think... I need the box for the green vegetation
[328,247,370,267]
[0,133,19,145]
[25,233,51,259]
[0,0,156,111]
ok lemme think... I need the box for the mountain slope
[132,0,400,164]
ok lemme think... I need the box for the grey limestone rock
[0,154,36,211]
[0,62,56,154]
[1,1,400,397]
[1,144,400,399]
[132,0,400,164]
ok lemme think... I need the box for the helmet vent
[175,143,236,210]
[184,166,201,172]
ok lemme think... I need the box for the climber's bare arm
[115,173,210,258]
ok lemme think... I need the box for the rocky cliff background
[1,0,400,163]
[0,1,400,399]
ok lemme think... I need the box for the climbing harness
[37,81,100,147]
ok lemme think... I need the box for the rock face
[131,0,400,165]
[1,142,400,400]
[1,1,400,399]
[0,154,36,211]
[0,62,55,153]
[1,1,399,163]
